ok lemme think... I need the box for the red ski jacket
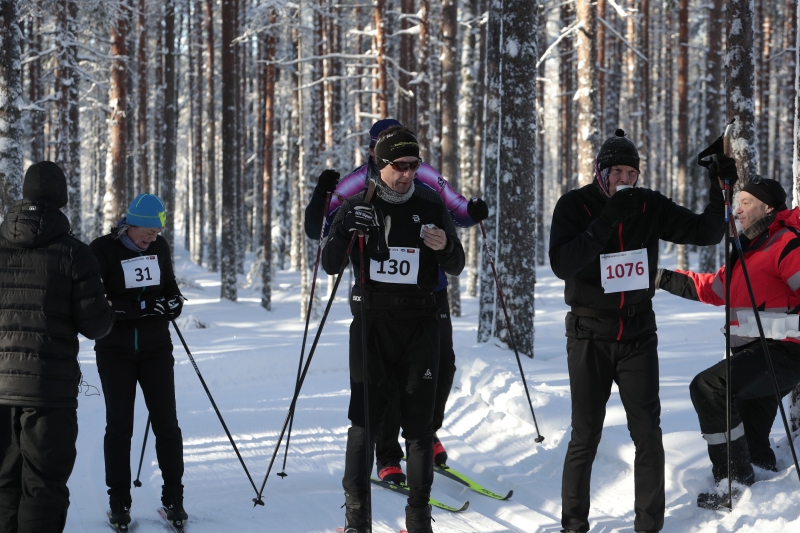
[662,207,800,347]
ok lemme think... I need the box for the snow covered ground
[65,245,800,532]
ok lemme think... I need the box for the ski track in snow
[66,245,800,532]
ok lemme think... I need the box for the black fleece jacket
[0,200,114,408]
[548,180,725,340]
[90,231,181,354]
[322,186,464,320]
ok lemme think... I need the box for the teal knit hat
[126,194,166,228]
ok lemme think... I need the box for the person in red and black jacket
[656,178,800,509]
[549,129,727,533]
[89,193,187,529]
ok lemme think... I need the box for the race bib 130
[599,248,649,293]
[370,247,420,284]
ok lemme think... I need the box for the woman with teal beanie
[89,194,188,529]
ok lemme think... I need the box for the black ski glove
[316,169,340,194]
[138,296,166,318]
[467,197,489,222]
[598,188,640,227]
[165,295,184,320]
[697,134,724,166]
[655,268,672,290]
[343,201,378,234]
[710,154,738,188]
[366,207,390,262]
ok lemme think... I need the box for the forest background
[2,0,800,413]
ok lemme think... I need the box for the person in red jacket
[656,177,800,509]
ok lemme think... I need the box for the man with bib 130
[322,125,464,533]
[548,129,729,533]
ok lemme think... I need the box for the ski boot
[377,461,406,485]
[405,504,433,533]
[162,495,188,526]
[108,498,131,530]
[433,435,447,466]
[343,492,369,533]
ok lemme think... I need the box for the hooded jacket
[90,230,181,355]
[549,179,725,341]
[0,200,114,408]
[659,207,800,347]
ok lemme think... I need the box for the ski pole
[170,320,264,505]
[725,202,800,486]
[133,415,151,488]
[254,180,377,505]
[479,221,545,443]
[279,191,332,478]
[723,175,734,510]
[357,232,373,532]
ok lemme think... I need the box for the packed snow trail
[65,246,800,532]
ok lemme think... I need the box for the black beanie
[374,127,420,168]
[597,129,640,171]
[741,177,787,209]
[23,161,68,208]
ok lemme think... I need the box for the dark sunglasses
[382,158,421,172]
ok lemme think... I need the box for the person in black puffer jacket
[89,193,187,529]
[550,130,728,533]
[0,161,114,533]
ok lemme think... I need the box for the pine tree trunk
[261,11,277,311]
[459,0,477,280]
[399,0,416,129]
[0,0,23,221]
[441,0,461,317]
[373,0,388,118]
[191,0,204,265]
[417,0,431,160]
[727,0,759,184]
[104,2,130,231]
[136,0,148,192]
[153,11,164,197]
[477,0,538,357]
[780,0,797,193]
[676,0,689,270]
[758,2,772,171]
[205,0,218,271]
[28,14,43,163]
[575,0,599,187]
[559,3,574,195]
[220,0,237,300]
[536,2,546,266]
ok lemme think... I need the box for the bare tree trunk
[137,0,148,192]
[28,14,43,163]
[676,0,689,270]
[559,3,574,195]
[417,0,431,159]
[373,0,388,118]
[261,10,277,311]
[191,0,204,265]
[153,10,164,197]
[104,1,130,230]
[758,1,772,170]
[205,0,218,271]
[220,0,237,300]
[477,0,539,356]
[399,0,416,129]
[780,0,797,193]
[575,0,599,187]
[441,0,461,316]
[603,13,622,138]
[0,0,23,220]
[727,0,759,184]
[160,0,177,248]
[536,1,546,266]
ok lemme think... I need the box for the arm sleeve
[434,199,466,275]
[415,164,474,228]
[777,237,800,294]
[321,196,358,275]
[304,187,329,240]
[659,184,725,246]
[548,194,614,280]
[71,245,115,339]
[669,268,726,306]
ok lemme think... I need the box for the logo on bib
[423,369,432,380]
[412,215,420,223]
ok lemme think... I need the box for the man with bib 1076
[548,129,729,533]
[322,126,465,533]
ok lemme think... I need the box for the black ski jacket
[0,200,114,408]
[90,231,182,355]
[322,186,464,321]
[549,179,725,341]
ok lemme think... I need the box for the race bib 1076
[599,248,649,293]
[370,247,420,284]
[121,256,161,289]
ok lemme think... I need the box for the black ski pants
[374,289,455,468]
[343,315,439,507]
[0,405,77,533]
[561,334,664,533]
[97,347,184,503]
[690,340,800,471]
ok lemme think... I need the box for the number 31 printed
[135,267,153,282]
[606,261,644,279]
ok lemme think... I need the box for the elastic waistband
[570,300,653,318]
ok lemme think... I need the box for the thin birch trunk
[0,0,23,220]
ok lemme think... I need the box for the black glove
[598,188,640,226]
[367,208,390,262]
[655,268,672,290]
[139,297,166,318]
[697,134,724,166]
[343,201,378,234]
[316,169,339,194]
[165,295,184,320]
[467,197,489,222]
[709,154,738,188]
